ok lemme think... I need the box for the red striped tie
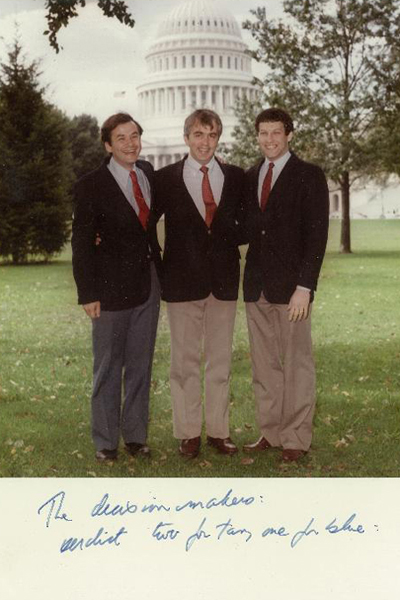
[200,165,217,228]
[130,170,150,229]
[260,162,274,211]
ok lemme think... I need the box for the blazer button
[208,230,211,235]
[261,230,266,235]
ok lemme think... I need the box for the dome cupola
[137,0,256,169]
[157,0,242,39]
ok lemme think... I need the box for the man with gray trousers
[71,112,161,462]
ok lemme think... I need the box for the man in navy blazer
[71,112,161,462]
[242,107,329,462]
[153,109,245,459]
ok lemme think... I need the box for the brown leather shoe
[179,437,201,459]
[243,436,272,453]
[282,449,306,462]
[207,436,238,455]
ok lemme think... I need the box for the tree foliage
[0,40,72,264]
[368,8,400,178]
[231,0,400,252]
[67,114,105,182]
[221,96,263,169]
[44,0,135,52]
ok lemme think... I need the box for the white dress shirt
[107,156,151,215]
[257,150,291,205]
[183,154,224,220]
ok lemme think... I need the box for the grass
[0,220,399,477]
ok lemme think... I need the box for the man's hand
[83,301,101,319]
[287,289,310,322]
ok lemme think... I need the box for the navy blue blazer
[153,156,245,302]
[243,153,329,303]
[71,158,161,311]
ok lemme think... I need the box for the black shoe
[125,442,151,457]
[95,448,118,462]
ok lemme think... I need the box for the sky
[0,0,283,124]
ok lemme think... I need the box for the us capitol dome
[137,0,256,168]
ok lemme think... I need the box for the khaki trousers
[246,295,315,451]
[167,295,237,439]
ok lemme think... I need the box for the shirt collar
[263,150,291,169]
[109,155,138,184]
[186,153,216,172]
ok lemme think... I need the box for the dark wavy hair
[255,108,294,135]
[101,112,143,144]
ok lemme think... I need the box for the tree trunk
[340,171,352,253]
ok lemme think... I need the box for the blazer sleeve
[297,165,330,290]
[71,176,99,305]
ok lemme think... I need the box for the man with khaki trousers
[153,109,245,458]
[243,108,329,462]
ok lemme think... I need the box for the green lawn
[0,219,399,477]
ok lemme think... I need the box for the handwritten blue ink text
[38,491,73,528]
[60,526,127,553]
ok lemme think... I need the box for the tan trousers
[167,295,237,440]
[246,295,315,451]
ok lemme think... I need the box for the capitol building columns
[137,0,256,167]
[138,83,255,120]
[218,85,224,113]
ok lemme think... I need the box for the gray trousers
[91,265,160,451]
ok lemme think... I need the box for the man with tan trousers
[242,107,329,462]
[153,109,245,459]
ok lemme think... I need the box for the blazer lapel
[137,159,155,209]
[249,159,264,213]
[197,156,234,216]
[213,157,230,212]
[266,153,297,207]
[177,156,211,230]
[99,160,146,230]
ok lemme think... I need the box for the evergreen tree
[0,40,72,264]
[67,114,105,182]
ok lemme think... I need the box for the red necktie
[200,165,218,228]
[260,162,275,211]
[129,170,150,229]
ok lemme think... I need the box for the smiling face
[105,121,142,170]
[184,120,220,165]
[257,120,293,161]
